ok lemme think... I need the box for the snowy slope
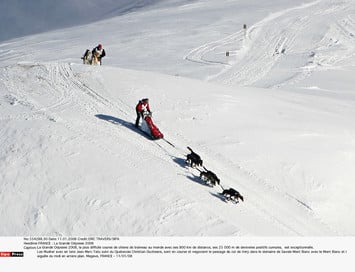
[0,0,166,42]
[1,0,355,236]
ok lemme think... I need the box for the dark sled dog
[186,146,203,167]
[222,188,244,203]
[199,167,220,186]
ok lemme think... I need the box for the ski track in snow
[195,145,336,236]
[184,0,355,88]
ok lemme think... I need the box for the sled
[139,113,164,140]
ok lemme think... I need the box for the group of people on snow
[82,43,106,65]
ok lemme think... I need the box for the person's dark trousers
[135,110,141,127]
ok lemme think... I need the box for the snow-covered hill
[0,0,168,41]
[1,0,355,236]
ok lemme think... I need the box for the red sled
[141,115,164,139]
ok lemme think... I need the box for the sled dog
[199,167,220,186]
[222,188,244,203]
[81,49,92,65]
[91,51,101,65]
[186,147,203,167]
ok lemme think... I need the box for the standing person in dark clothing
[91,43,106,65]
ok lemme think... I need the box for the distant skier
[135,98,151,127]
[91,43,106,65]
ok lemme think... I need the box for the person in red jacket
[135,98,151,127]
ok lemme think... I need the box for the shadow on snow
[95,114,151,140]
[210,192,229,203]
